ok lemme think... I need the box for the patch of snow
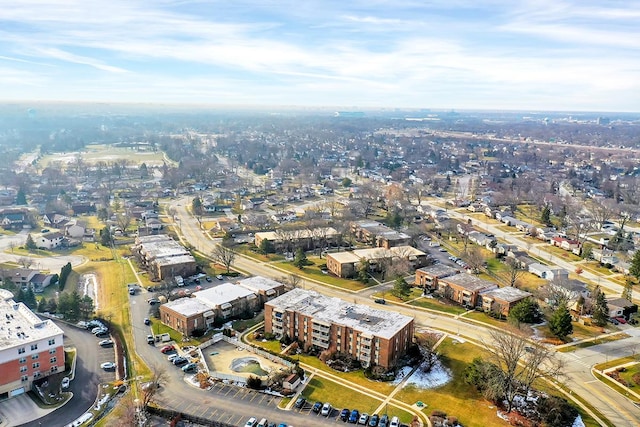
[572,415,585,427]
[398,360,452,389]
[391,366,413,385]
[453,337,465,344]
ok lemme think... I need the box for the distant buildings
[265,289,414,369]
[326,246,429,278]
[351,220,411,249]
[0,289,65,399]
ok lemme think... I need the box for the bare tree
[415,331,441,372]
[588,199,615,231]
[280,274,303,290]
[115,211,133,235]
[463,246,485,274]
[504,257,525,288]
[18,257,33,268]
[140,365,169,408]
[211,244,236,274]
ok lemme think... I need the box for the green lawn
[301,377,382,414]
[409,297,467,315]
[463,311,510,328]
[395,338,508,427]
[274,258,368,291]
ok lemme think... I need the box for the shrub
[246,375,262,389]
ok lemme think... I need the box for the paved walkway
[555,330,628,350]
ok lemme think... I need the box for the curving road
[168,197,640,426]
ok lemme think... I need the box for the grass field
[408,297,467,315]
[301,377,382,415]
[274,257,367,291]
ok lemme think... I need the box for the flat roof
[441,273,497,292]
[194,283,256,308]
[255,227,339,241]
[417,264,460,278]
[155,254,196,266]
[162,297,211,317]
[0,291,64,350]
[267,289,413,339]
[327,251,362,264]
[482,287,531,303]
[237,276,284,292]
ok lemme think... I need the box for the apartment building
[265,289,414,369]
[0,289,65,399]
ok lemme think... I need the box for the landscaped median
[592,356,640,405]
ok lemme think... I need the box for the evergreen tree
[592,286,609,327]
[99,226,113,247]
[58,262,73,292]
[508,298,542,324]
[357,259,370,284]
[37,298,48,313]
[549,302,573,339]
[25,234,37,251]
[540,204,551,225]
[293,248,308,269]
[23,287,37,309]
[79,295,95,320]
[16,189,27,205]
[46,298,57,313]
[393,276,411,298]
[629,250,640,281]
[258,239,274,255]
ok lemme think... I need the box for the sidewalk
[555,330,627,350]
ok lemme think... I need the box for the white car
[61,377,70,388]
[390,416,400,427]
[244,417,257,427]
[98,339,113,347]
[100,362,116,370]
[167,353,179,362]
[321,402,332,416]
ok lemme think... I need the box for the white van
[257,419,268,427]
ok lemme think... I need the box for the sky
[0,0,639,111]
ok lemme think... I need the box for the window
[48,339,55,345]
[33,372,41,379]
[49,349,56,355]
[50,357,57,364]
[18,347,25,354]
[20,366,27,373]
[50,366,58,372]
[30,344,38,351]
[31,354,39,360]
[19,357,26,364]
[32,362,40,369]
[21,375,28,382]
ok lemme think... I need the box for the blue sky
[0,0,638,111]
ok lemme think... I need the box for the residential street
[169,196,640,426]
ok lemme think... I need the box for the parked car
[312,402,322,413]
[100,362,116,370]
[389,416,400,427]
[61,377,70,389]
[294,397,306,408]
[374,298,386,304]
[358,413,369,425]
[368,414,379,426]
[172,356,188,366]
[182,362,197,373]
[216,274,223,280]
[147,335,155,345]
[128,287,136,295]
[160,345,175,354]
[340,409,350,421]
[244,417,257,427]
[349,410,360,424]
[94,329,109,337]
[616,317,627,324]
[378,414,388,427]
[321,402,332,416]
[167,353,179,362]
[98,339,113,347]
[206,276,212,282]
[147,298,160,305]
[144,317,150,325]
[92,327,107,334]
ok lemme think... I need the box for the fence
[221,336,295,368]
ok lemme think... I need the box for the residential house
[351,220,411,249]
[528,263,568,281]
[37,232,64,249]
[0,209,28,230]
[0,269,38,289]
[29,274,55,293]
[42,213,69,228]
[607,298,638,321]
[326,246,429,279]
[65,220,87,239]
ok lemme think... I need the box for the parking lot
[83,327,118,383]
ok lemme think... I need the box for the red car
[616,317,627,324]
[160,345,175,354]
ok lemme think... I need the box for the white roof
[0,291,64,350]
[194,283,256,308]
[237,276,284,292]
[162,298,212,317]
[267,289,413,339]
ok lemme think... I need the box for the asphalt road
[169,196,640,427]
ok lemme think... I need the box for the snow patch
[393,360,452,389]
[572,415,585,427]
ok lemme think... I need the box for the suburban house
[528,263,569,281]
[326,246,429,278]
[42,213,69,228]
[414,264,460,293]
[37,232,64,250]
[351,220,411,249]
[65,220,87,239]
[0,208,28,230]
[265,289,414,369]
[435,273,498,307]
[607,298,638,321]
[480,287,532,317]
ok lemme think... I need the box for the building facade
[265,289,414,369]
[0,289,65,399]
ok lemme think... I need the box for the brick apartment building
[265,289,414,369]
[0,289,65,399]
